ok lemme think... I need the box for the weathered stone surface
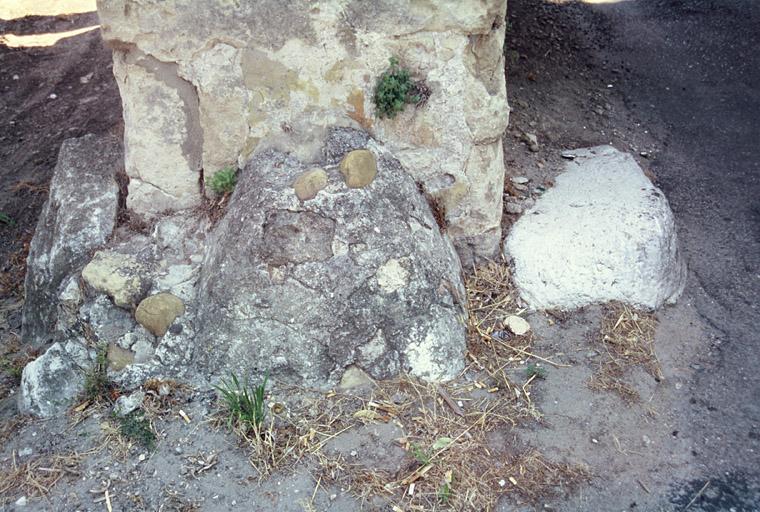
[111,50,202,216]
[293,168,328,201]
[18,340,93,417]
[22,134,121,346]
[339,150,377,188]
[98,0,508,260]
[194,133,467,387]
[82,251,150,309]
[504,146,686,310]
[135,292,185,336]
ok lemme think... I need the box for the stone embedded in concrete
[18,340,93,417]
[135,292,185,337]
[194,133,467,387]
[21,134,121,347]
[504,146,686,310]
[293,168,328,201]
[339,150,377,189]
[97,0,509,260]
[82,251,150,309]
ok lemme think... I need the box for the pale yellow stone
[339,150,377,189]
[107,342,135,371]
[81,251,147,309]
[135,292,185,337]
[293,168,328,201]
[338,365,374,390]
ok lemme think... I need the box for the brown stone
[135,292,185,337]
[293,168,328,201]
[339,150,377,188]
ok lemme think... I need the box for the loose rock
[505,315,531,336]
[504,146,686,310]
[113,391,145,416]
[18,340,92,417]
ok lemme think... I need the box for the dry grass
[211,261,586,510]
[0,234,31,298]
[588,302,662,402]
[0,448,99,505]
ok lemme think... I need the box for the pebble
[521,132,540,152]
[18,447,33,457]
[511,176,529,184]
[505,315,531,336]
[48,93,57,99]
[12,74,19,80]
[175,446,183,455]
[15,496,27,507]
[505,202,523,215]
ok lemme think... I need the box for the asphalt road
[589,0,760,508]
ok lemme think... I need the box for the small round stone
[339,149,377,188]
[135,292,185,337]
[293,168,328,201]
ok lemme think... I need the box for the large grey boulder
[195,132,467,387]
[22,134,122,346]
[504,146,686,310]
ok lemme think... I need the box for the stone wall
[96,0,509,262]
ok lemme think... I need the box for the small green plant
[83,345,113,402]
[0,357,24,383]
[373,57,421,119]
[411,442,432,466]
[0,212,14,226]
[438,481,452,503]
[115,410,156,450]
[208,167,237,195]
[526,363,547,380]
[214,372,268,431]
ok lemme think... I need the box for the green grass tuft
[526,363,547,380]
[214,372,268,431]
[83,346,114,402]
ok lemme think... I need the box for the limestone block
[97,0,509,260]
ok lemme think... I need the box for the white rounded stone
[504,146,686,310]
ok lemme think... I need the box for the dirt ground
[1,1,757,511]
